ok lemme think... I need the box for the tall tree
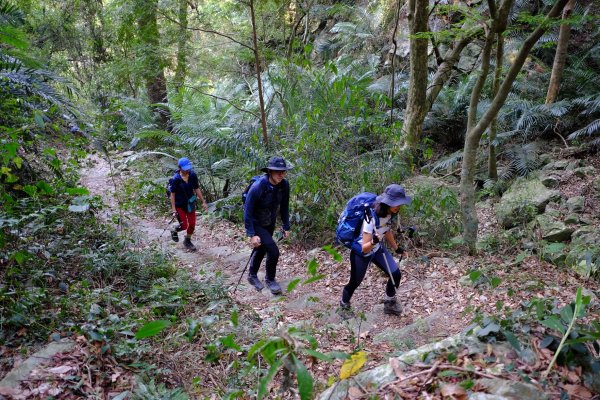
[173,0,189,98]
[247,0,269,145]
[459,0,570,253]
[402,0,429,155]
[545,0,575,104]
[136,0,171,130]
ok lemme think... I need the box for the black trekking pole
[233,248,256,294]
[159,215,176,239]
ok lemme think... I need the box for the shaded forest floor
[3,152,598,399]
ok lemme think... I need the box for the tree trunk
[249,0,269,145]
[173,0,189,99]
[425,34,475,109]
[137,0,171,130]
[402,0,429,154]
[389,0,402,126]
[545,0,574,104]
[488,32,504,180]
[460,0,569,253]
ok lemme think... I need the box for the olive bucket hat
[261,156,292,172]
[376,184,411,207]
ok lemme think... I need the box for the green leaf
[135,320,172,339]
[544,243,565,254]
[302,348,334,362]
[559,304,574,325]
[292,355,313,400]
[303,274,326,284]
[65,187,90,195]
[258,356,286,399]
[220,334,241,351]
[286,278,301,293]
[33,111,45,128]
[230,310,238,326]
[36,180,54,195]
[490,276,502,288]
[322,245,343,262]
[540,316,566,334]
[307,259,318,275]
[502,330,522,353]
[12,250,31,266]
[469,270,482,282]
[186,319,200,341]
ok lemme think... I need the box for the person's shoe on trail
[170,229,179,242]
[264,278,282,295]
[383,296,403,316]
[337,301,355,320]
[183,237,197,252]
[247,275,264,291]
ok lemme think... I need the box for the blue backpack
[336,192,380,250]
[241,175,264,204]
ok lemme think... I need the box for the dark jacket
[244,174,290,237]
[170,171,199,209]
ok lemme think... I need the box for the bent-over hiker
[169,157,208,252]
[340,184,411,317]
[243,156,291,294]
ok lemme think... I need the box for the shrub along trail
[75,152,598,397]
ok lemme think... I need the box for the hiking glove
[371,234,380,244]
[395,246,405,254]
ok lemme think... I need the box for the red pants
[175,207,196,235]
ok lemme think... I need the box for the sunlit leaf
[135,320,172,339]
[340,351,367,379]
[292,355,313,400]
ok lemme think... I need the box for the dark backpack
[166,172,177,197]
[241,175,264,204]
[336,192,380,249]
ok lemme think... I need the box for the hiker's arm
[244,182,260,245]
[362,231,377,254]
[194,187,208,212]
[170,192,177,216]
[385,229,407,258]
[280,180,290,233]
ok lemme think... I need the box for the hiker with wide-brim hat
[243,156,292,295]
[339,184,411,318]
[169,157,208,252]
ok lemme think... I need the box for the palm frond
[430,150,463,174]
[567,119,600,141]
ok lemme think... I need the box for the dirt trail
[78,153,587,377]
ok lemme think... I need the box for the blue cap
[178,157,193,171]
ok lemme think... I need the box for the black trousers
[249,225,279,281]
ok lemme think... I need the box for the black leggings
[249,225,279,281]
[342,246,401,304]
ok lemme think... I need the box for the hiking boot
[264,278,282,295]
[337,301,355,320]
[170,229,179,242]
[183,237,197,252]
[383,297,403,316]
[247,275,264,291]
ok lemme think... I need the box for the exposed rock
[540,175,559,188]
[535,214,573,242]
[476,378,549,400]
[496,178,561,228]
[0,340,75,390]
[574,166,596,178]
[566,196,585,213]
[571,226,599,246]
[542,160,569,170]
[564,214,579,224]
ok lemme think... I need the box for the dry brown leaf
[47,365,74,374]
[389,357,404,378]
[562,384,593,399]
[440,383,467,399]
[348,386,363,398]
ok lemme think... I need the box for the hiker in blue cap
[169,157,208,251]
[243,156,291,294]
[339,184,411,318]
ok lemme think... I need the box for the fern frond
[430,150,463,174]
[567,119,600,141]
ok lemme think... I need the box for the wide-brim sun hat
[261,156,292,172]
[178,157,193,171]
[376,184,411,207]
